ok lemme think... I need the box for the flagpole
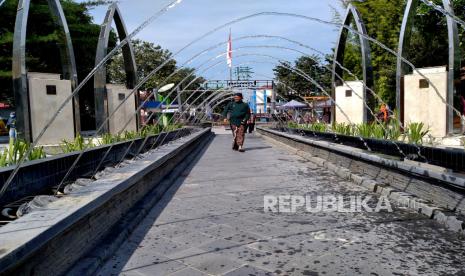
[228,28,233,82]
[230,66,233,82]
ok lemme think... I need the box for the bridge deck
[98,129,465,276]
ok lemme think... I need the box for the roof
[279,100,308,109]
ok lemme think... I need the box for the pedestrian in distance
[222,93,250,152]
[377,104,389,123]
[6,112,16,142]
[247,110,256,134]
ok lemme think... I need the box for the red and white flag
[227,30,232,68]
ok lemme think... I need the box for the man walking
[223,93,250,152]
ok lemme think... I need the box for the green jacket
[222,101,251,126]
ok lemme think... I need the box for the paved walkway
[98,129,465,276]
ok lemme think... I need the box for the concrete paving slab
[97,132,465,276]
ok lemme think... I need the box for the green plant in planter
[372,124,386,139]
[309,123,328,133]
[288,122,298,129]
[406,122,429,145]
[0,139,46,167]
[123,131,139,141]
[333,123,355,136]
[0,149,7,167]
[99,133,123,145]
[356,123,373,138]
[28,145,46,161]
[61,135,91,153]
[386,119,402,141]
[10,139,27,164]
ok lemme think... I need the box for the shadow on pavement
[95,134,214,275]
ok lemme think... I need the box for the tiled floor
[97,131,465,276]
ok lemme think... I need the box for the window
[118,93,125,101]
[345,90,352,97]
[46,85,57,95]
[419,79,429,89]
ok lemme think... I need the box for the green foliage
[340,0,405,108]
[333,123,355,136]
[0,139,46,167]
[406,122,430,145]
[286,118,437,147]
[61,134,91,153]
[372,124,387,139]
[356,123,373,138]
[60,123,184,153]
[307,123,328,133]
[107,40,205,95]
[341,36,363,81]
[99,133,123,146]
[28,146,46,161]
[123,131,140,141]
[386,117,403,141]
[287,122,299,129]
[273,55,331,99]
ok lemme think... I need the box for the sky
[78,0,344,81]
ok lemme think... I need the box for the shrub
[356,123,373,138]
[387,119,402,141]
[372,124,386,139]
[308,123,328,133]
[61,134,91,153]
[0,139,46,167]
[406,122,430,145]
[333,123,355,136]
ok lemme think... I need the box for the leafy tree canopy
[107,39,206,100]
[273,55,332,101]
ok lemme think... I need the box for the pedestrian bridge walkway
[97,130,465,276]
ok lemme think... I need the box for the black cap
[234,92,243,98]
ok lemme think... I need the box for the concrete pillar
[263,90,267,114]
[404,66,448,138]
[335,81,365,125]
[107,84,137,134]
[271,81,277,114]
[27,73,75,145]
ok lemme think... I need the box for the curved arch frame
[12,0,80,142]
[396,0,460,134]
[331,4,374,124]
[94,3,138,134]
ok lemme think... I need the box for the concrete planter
[283,127,465,172]
[0,128,192,207]
[0,128,212,275]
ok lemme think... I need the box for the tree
[273,55,332,100]
[335,0,404,108]
[107,39,205,100]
